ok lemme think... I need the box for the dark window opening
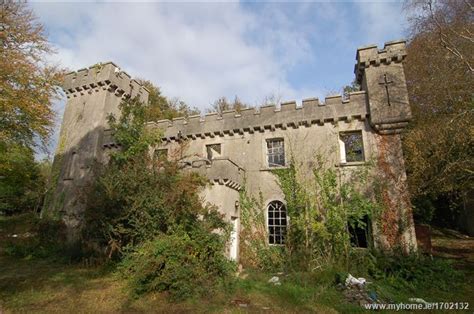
[64,151,78,181]
[268,200,287,245]
[154,148,168,160]
[206,144,221,160]
[340,131,364,162]
[102,129,116,148]
[349,215,370,248]
[267,138,285,167]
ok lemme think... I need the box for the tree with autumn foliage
[0,2,63,148]
[1,2,62,214]
[138,79,199,121]
[402,0,473,228]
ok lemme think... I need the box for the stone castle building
[48,39,417,259]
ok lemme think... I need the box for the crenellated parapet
[354,40,407,85]
[63,61,149,103]
[148,91,369,141]
[354,40,411,135]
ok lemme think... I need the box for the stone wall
[45,62,149,242]
[150,91,368,141]
[148,39,417,252]
[48,40,417,253]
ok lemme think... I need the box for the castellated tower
[45,62,149,242]
[355,40,412,134]
[355,40,417,251]
[47,39,417,256]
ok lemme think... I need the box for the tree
[405,0,473,73]
[207,96,248,115]
[0,144,50,214]
[402,0,473,226]
[0,2,62,216]
[342,79,361,99]
[0,2,63,148]
[83,96,234,299]
[137,79,200,121]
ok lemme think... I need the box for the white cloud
[355,2,407,47]
[30,2,406,158]
[32,2,317,110]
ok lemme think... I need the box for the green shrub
[271,158,381,272]
[81,96,234,299]
[4,216,66,259]
[239,188,286,271]
[372,253,461,292]
[82,157,212,257]
[121,228,235,300]
[0,144,50,215]
[82,97,211,257]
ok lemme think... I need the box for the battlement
[148,91,368,141]
[354,39,407,84]
[62,61,149,102]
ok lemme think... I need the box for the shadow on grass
[0,255,120,310]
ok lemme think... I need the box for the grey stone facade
[47,40,417,257]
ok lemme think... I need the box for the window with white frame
[266,138,285,167]
[268,200,287,245]
[339,131,364,163]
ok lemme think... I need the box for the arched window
[268,201,287,245]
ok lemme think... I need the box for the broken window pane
[206,144,221,160]
[267,138,285,167]
[349,215,370,248]
[340,131,364,162]
[268,200,287,245]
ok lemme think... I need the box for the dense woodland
[0,0,473,311]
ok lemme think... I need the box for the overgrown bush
[371,253,461,292]
[273,158,381,271]
[121,228,235,300]
[4,214,66,259]
[83,156,213,257]
[239,156,381,273]
[239,187,286,271]
[81,96,234,299]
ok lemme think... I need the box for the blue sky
[30,1,408,158]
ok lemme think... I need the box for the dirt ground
[432,228,474,267]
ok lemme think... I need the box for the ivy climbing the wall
[240,155,382,273]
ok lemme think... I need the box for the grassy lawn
[0,214,473,313]
[0,256,352,313]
